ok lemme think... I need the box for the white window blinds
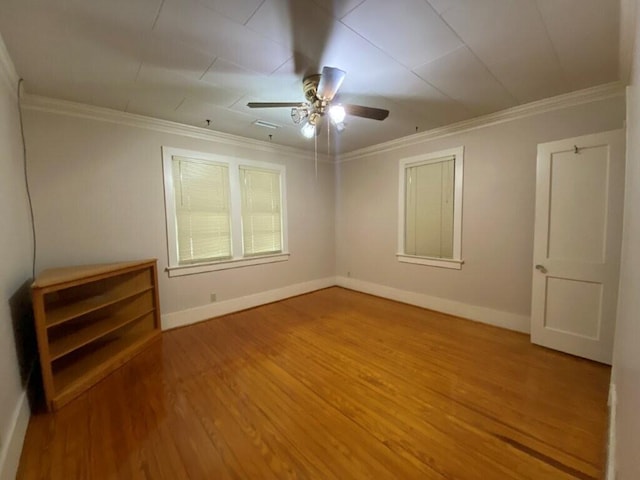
[172,156,231,264]
[239,167,282,256]
[405,156,455,259]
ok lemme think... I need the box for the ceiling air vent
[253,120,280,129]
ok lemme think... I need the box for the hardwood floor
[18,287,611,479]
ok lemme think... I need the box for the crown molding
[20,94,333,163]
[19,80,625,164]
[338,81,626,162]
[0,32,19,91]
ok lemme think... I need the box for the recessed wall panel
[547,146,609,262]
[544,277,603,339]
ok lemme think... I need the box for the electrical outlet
[210,293,217,302]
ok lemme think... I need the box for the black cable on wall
[17,78,37,279]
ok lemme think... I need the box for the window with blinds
[405,156,455,258]
[239,167,282,256]
[397,146,464,269]
[163,147,289,274]
[171,156,231,264]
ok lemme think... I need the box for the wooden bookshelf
[32,260,161,411]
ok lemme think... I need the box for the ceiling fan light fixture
[291,107,308,124]
[301,122,315,138]
[329,105,346,124]
[308,111,321,126]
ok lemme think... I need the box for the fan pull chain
[327,118,331,158]
[314,131,318,179]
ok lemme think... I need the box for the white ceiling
[0,0,621,154]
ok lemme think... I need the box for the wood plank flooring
[17,287,611,479]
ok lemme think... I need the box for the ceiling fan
[247,66,389,139]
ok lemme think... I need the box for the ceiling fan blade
[317,67,346,101]
[288,2,335,76]
[344,104,390,121]
[247,102,305,108]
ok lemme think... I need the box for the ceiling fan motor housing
[303,74,321,103]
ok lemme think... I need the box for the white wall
[21,104,336,321]
[612,1,640,477]
[336,95,625,331]
[0,37,34,480]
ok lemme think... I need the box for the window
[397,147,464,269]
[239,167,282,256]
[172,157,231,264]
[163,147,288,277]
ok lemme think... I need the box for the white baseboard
[0,389,30,480]
[162,275,531,333]
[606,383,617,480]
[162,277,530,333]
[161,277,337,330]
[336,276,530,333]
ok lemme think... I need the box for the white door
[531,130,625,364]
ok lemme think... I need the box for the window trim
[397,146,464,270]
[162,147,289,277]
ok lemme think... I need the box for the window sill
[166,253,290,277]
[396,254,464,270]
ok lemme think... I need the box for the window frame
[162,147,289,277]
[397,146,464,270]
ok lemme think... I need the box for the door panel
[548,147,609,262]
[544,277,602,339]
[531,130,624,364]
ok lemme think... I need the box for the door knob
[535,264,548,274]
